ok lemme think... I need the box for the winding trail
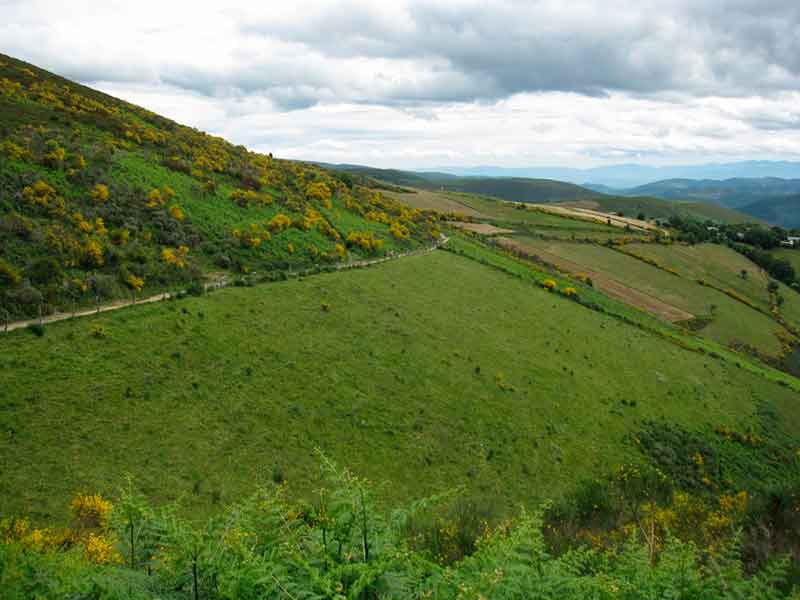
[1,236,448,334]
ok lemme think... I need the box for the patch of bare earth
[495,237,694,323]
[451,222,515,235]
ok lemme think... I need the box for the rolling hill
[0,54,441,321]
[595,177,800,227]
[323,162,602,203]
[741,195,800,228]
[437,160,800,187]
[326,163,759,225]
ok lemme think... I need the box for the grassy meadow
[3,248,799,524]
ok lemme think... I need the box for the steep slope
[0,54,441,320]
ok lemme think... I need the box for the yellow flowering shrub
[161,246,189,268]
[563,287,577,297]
[22,180,57,207]
[125,273,144,292]
[77,218,93,234]
[169,205,185,221]
[84,532,121,565]
[70,493,113,529]
[305,181,332,208]
[43,144,66,168]
[146,188,164,209]
[347,231,383,253]
[83,240,104,267]
[543,279,557,291]
[94,218,108,236]
[366,211,390,224]
[90,183,109,204]
[269,213,292,232]
[389,221,410,240]
[1,140,26,160]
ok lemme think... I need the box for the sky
[3,0,800,169]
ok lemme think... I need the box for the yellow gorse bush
[169,204,185,221]
[84,532,121,565]
[305,181,333,208]
[161,246,190,268]
[269,213,292,232]
[390,221,410,240]
[22,179,57,207]
[90,183,109,203]
[347,231,383,253]
[70,493,113,529]
[83,240,104,267]
[125,273,144,292]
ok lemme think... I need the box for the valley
[2,49,800,598]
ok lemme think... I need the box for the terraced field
[500,237,794,358]
[624,243,774,312]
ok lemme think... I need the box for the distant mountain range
[319,162,799,228]
[319,163,759,225]
[431,161,800,189]
[316,163,600,203]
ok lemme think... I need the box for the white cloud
[2,0,800,167]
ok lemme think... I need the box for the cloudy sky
[3,0,800,168]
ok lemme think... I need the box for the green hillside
[3,246,799,524]
[3,55,800,597]
[0,54,441,321]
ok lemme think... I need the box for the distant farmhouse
[781,236,800,247]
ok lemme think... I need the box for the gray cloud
[234,0,800,106]
[3,1,800,168]
[4,1,800,110]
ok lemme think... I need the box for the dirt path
[495,237,694,323]
[1,236,448,334]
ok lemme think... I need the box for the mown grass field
[506,237,794,357]
[2,248,799,524]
